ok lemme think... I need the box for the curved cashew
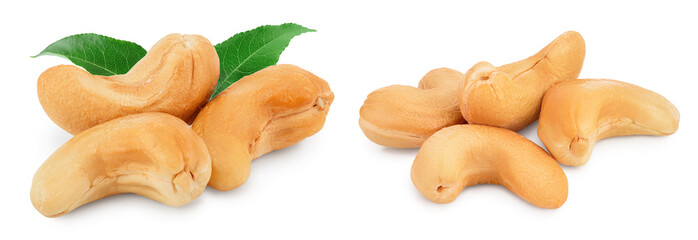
[411,125,568,209]
[359,68,465,148]
[459,31,585,131]
[37,33,219,135]
[192,64,334,191]
[30,113,211,217]
[538,79,680,166]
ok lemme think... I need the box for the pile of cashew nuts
[30,31,680,217]
[360,31,680,208]
[31,34,334,217]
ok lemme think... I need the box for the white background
[1,0,696,239]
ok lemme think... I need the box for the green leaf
[212,23,316,99]
[32,33,146,76]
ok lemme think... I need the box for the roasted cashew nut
[359,68,465,148]
[37,34,219,134]
[538,79,680,166]
[411,125,568,209]
[192,64,334,191]
[31,113,212,217]
[459,31,585,131]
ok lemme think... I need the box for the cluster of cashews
[29,31,679,217]
[360,31,679,208]
[32,34,333,217]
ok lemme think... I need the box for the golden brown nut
[359,68,465,148]
[192,64,334,191]
[538,79,680,166]
[459,31,585,131]
[30,112,211,217]
[37,33,220,135]
[411,124,568,209]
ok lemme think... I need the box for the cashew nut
[37,33,220,135]
[411,124,568,209]
[30,112,212,217]
[459,31,585,131]
[192,64,334,191]
[538,79,680,166]
[359,68,465,148]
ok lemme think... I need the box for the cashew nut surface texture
[38,33,220,135]
[31,112,212,217]
[459,31,585,131]
[538,79,680,166]
[411,124,568,209]
[359,68,465,148]
[192,64,334,191]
